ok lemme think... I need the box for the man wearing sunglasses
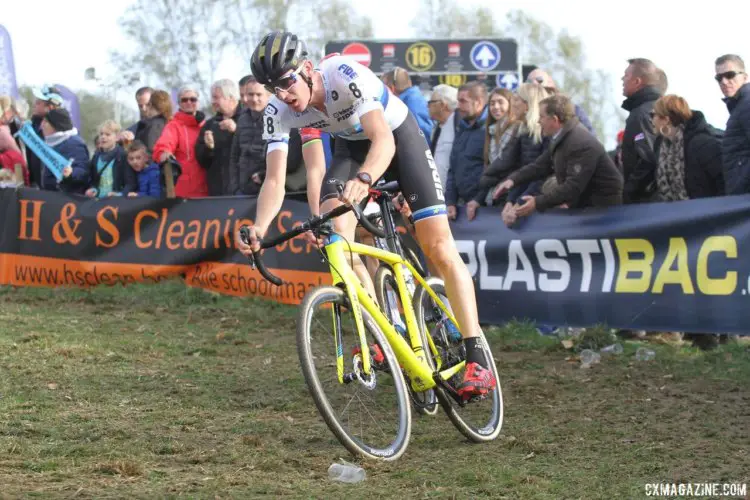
[715,54,750,195]
[237,31,496,401]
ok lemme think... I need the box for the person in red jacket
[0,122,29,186]
[152,86,209,198]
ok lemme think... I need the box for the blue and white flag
[14,122,71,181]
[0,25,19,98]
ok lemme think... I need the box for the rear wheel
[413,278,503,442]
[297,285,412,460]
[374,266,438,416]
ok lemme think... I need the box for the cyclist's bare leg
[413,215,480,340]
[320,197,377,299]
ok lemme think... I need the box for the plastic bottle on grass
[635,347,656,361]
[328,460,366,483]
[600,343,623,355]
[580,349,601,368]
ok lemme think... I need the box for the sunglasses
[427,99,441,105]
[264,66,303,95]
[180,97,198,103]
[715,71,745,83]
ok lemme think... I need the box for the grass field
[0,282,748,499]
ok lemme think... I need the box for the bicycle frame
[325,234,465,392]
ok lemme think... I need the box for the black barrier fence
[2,187,750,334]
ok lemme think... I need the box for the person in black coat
[715,54,750,195]
[651,95,724,201]
[228,76,271,196]
[134,90,172,157]
[196,79,243,196]
[40,108,91,194]
[620,58,664,203]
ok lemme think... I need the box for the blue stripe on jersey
[379,82,390,109]
[412,204,447,222]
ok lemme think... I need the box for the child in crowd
[86,120,136,198]
[126,140,161,198]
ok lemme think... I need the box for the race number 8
[266,116,274,134]
[349,83,362,99]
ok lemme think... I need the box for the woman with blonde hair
[86,119,137,197]
[468,83,551,219]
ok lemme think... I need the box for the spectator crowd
[1,51,748,347]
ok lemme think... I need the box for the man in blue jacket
[446,81,488,220]
[715,54,750,194]
[381,67,433,143]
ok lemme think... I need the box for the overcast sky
[3,0,747,143]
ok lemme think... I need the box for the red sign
[383,44,395,58]
[448,43,461,58]
[342,42,372,67]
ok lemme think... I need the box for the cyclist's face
[274,63,311,112]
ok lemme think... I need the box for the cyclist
[236,31,496,400]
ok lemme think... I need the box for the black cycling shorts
[320,112,447,222]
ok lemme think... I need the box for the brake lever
[238,226,257,269]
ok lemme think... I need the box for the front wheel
[413,278,504,442]
[297,285,412,460]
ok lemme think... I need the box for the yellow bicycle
[240,185,503,460]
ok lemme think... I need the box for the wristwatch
[356,172,373,187]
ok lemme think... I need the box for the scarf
[487,119,519,164]
[44,128,79,147]
[656,125,688,202]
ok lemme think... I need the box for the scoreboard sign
[324,38,519,79]
[325,39,518,74]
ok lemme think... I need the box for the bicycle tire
[297,285,412,460]
[374,266,439,417]
[413,278,504,442]
[399,235,427,277]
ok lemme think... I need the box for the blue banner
[450,197,750,334]
[55,85,82,132]
[0,25,19,98]
[14,122,71,181]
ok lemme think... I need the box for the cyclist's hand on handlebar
[303,230,324,249]
[236,225,264,255]
[341,178,369,207]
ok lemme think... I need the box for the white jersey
[263,55,408,155]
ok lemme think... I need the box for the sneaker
[457,362,496,401]
[352,344,385,365]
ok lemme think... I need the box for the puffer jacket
[152,111,208,198]
[722,83,750,195]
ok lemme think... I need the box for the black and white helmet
[250,31,308,84]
